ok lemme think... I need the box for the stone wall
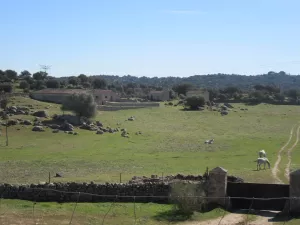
[0,182,170,203]
[105,102,160,107]
[30,93,68,104]
[98,102,160,111]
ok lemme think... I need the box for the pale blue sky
[1,0,300,77]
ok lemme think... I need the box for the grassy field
[1,96,300,224]
[1,96,299,184]
[0,199,229,225]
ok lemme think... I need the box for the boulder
[128,116,135,121]
[21,120,32,125]
[96,130,104,135]
[224,103,234,108]
[60,121,74,131]
[48,124,60,129]
[96,121,103,127]
[53,114,89,126]
[7,119,18,126]
[32,110,48,118]
[54,173,62,178]
[221,105,228,110]
[221,111,228,116]
[32,126,45,132]
[52,129,59,133]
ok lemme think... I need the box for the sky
[1,0,300,77]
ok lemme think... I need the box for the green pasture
[1,96,299,184]
[1,96,300,224]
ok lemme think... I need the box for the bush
[169,181,207,215]
[46,79,60,88]
[0,83,13,93]
[19,81,30,89]
[184,95,205,110]
[61,93,97,118]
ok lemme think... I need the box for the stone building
[30,88,120,105]
[148,90,170,101]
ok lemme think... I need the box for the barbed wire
[0,187,296,225]
[69,192,80,225]
[1,186,295,201]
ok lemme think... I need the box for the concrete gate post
[290,169,300,215]
[207,167,228,208]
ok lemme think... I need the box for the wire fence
[0,187,296,225]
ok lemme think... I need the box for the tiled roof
[33,88,115,94]
[33,89,89,94]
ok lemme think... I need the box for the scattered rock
[48,124,60,129]
[60,121,74,131]
[54,173,62,178]
[221,105,228,110]
[52,114,90,126]
[221,111,228,116]
[96,130,104,135]
[21,120,32,125]
[79,123,98,131]
[52,129,59,133]
[7,119,18,126]
[224,103,234,108]
[121,130,129,138]
[32,126,45,132]
[32,110,48,118]
[96,121,103,127]
[128,116,135,121]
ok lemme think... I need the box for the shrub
[61,93,97,118]
[46,79,60,88]
[169,181,207,215]
[184,95,205,110]
[0,83,13,93]
[19,81,30,89]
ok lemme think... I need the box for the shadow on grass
[153,209,193,222]
[233,209,294,223]
[153,206,225,223]
[244,102,261,106]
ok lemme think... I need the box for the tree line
[2,68,300,104]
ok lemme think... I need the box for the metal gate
[227,182,289,211]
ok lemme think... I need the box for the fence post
[120,173,122,183]
[290,169,300,215]
[48,172,51,183]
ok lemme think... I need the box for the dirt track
[272,125,296,184]
[285,125,300,181]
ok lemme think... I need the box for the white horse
[255,157,270,170]
[258,149,266,158]
[204,138,214,144]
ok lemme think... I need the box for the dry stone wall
[0,182,170,203]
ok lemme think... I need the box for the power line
[39,64,51,75]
